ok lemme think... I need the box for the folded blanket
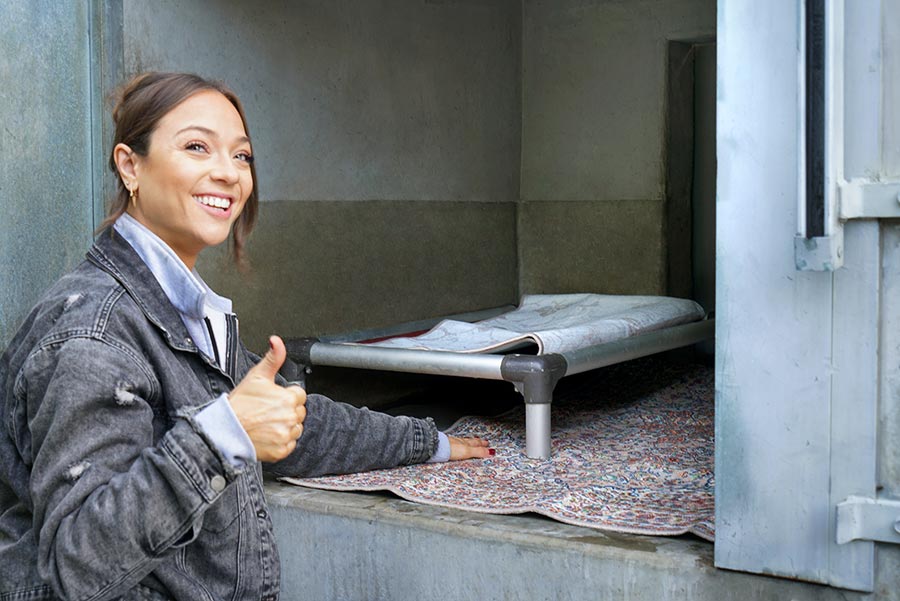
[358,294,706,354]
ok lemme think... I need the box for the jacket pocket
[201,476,249,533]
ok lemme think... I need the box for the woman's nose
[210,153,240,184]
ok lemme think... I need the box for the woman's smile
[193,194,234,212]
[193,193,237,219]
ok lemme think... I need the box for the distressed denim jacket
[0,228,438,601]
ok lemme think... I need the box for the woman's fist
[229,336,306,462]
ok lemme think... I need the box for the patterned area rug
[282,358,715,541]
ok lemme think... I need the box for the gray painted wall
[198,200,517,351]
[121,0,522,350]
[0,1,97,349]
[124,0,521,203]
[120,0,719,349]
[519,0,716,297]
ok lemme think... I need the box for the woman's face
[126,90,254,268]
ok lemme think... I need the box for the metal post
[525,403,552,459]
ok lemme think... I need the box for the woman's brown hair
[100,72,258,266]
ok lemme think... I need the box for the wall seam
[515,0,525,301]
[88,0,101,234]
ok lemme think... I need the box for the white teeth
[194,195,231,210]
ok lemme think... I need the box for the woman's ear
[113,143,139,189]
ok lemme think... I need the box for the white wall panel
[715,0,835,584]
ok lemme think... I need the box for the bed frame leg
[501,354,568,460]
[525,403,552,459]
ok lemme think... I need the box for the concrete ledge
[264,480,860,601]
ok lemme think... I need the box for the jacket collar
[87,227,197,353]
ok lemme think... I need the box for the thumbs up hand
[228,335,307,462]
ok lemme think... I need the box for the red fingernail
[488,448,496,456]
[268,337,275,351]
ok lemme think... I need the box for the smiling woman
[114,90,253,269]
[100,73,259,267]
[0,72,492,601]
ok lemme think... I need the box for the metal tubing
[308,319,713,460]
[500,354,568,403]
[309,342,506,380]
[526,403,551,459]
[561,319,715,376]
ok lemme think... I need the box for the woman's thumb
[253,335,286,380]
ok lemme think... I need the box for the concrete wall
[200,200,516,352]
[122,0,521,351]
[519,0,715,297]
[0,1,97,349]
[120,0,721,350]
[267,484,897,601]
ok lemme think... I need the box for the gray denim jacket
[0,229,438,601]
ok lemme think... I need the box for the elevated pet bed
[286,294,714,459]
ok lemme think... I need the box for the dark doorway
[666,41,717,320]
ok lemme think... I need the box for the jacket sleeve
[264,393,439,478]
[20,336,236,601]
[234,343,439,478]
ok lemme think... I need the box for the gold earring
[129,185,137,204]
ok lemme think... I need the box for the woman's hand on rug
[448,436,495,460]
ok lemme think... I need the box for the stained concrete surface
[517,199,666,296]
[266,483,895,601]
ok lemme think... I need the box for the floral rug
[282,358,715,541]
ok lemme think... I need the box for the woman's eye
[236,151,254,164]
[185,141,208,152]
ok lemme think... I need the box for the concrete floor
[265,482,870,601]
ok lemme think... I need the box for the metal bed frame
[286,310,714,459]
